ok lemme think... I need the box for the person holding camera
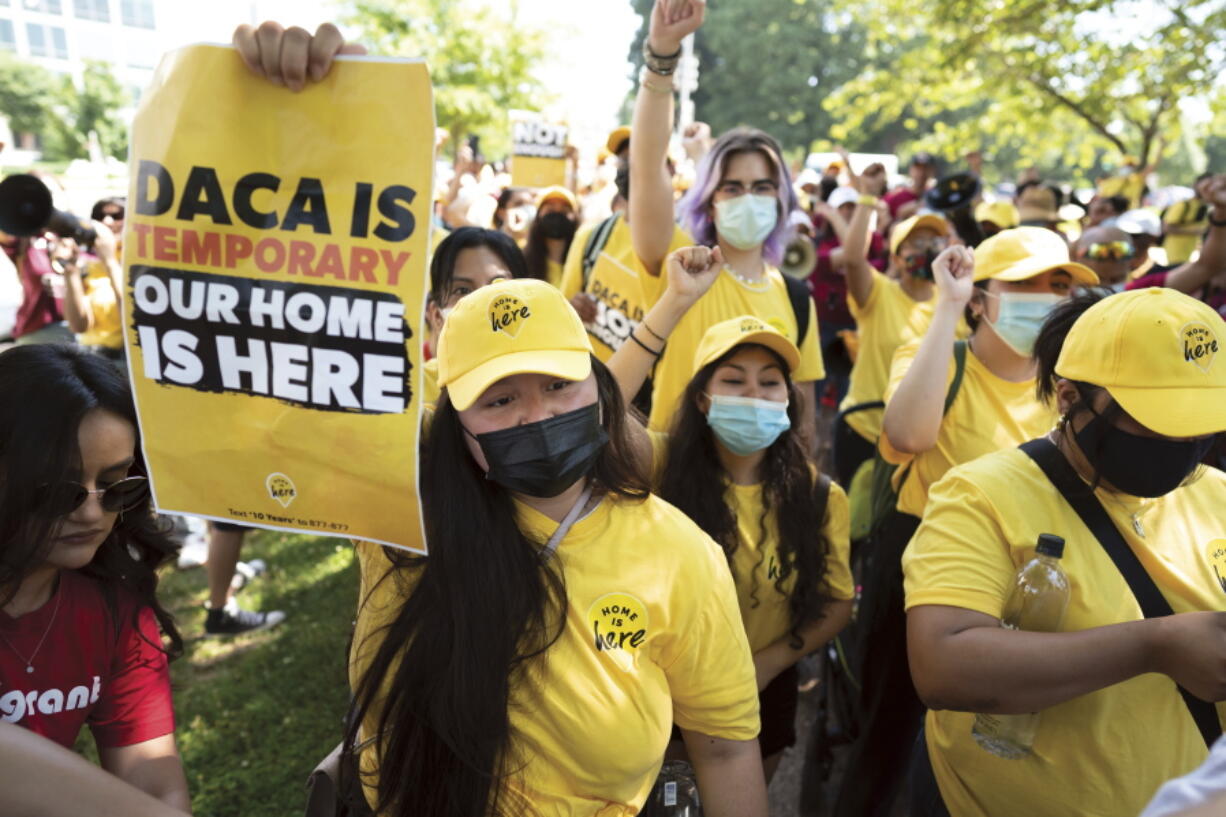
[60,215,126,370]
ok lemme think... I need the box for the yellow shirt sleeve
[902,467,1019,618]
[823,481,855,601]
[659,532,761,740]
[558,222,593,300]
[794,298,825,383]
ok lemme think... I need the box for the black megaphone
[0,174,97,247]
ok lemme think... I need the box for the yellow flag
[124,45,432,553]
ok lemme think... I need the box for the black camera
[0,173,97,247]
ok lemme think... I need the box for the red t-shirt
[883,189,919,218]
[0,570,175,749]
[5,239,61,338]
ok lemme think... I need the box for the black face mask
[614,165,630,201]
[538,211,576,241]
[904,249,939,281]
[467,403,608,498]
[1074,409,1216,498]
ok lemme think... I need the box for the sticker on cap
[767,317,789,336]
[490,294,531,338]
[1181,322,1219,373]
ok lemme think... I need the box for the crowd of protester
[2,2,1226,816]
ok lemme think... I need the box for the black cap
[911,151,936,167]
[1036,534,1065,559]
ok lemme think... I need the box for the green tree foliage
[344,0,551,159]
[627,0,880,154]
[0,57,128,161]
[826,0,1226,181]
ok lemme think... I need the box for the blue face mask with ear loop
[982,292,1064,356]
[705,394,791,455]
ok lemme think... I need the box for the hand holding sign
[232,22,367,90]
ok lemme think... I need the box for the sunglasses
[1084,241,1135,261]
[37,476,149,517]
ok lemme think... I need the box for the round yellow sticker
[588,592,650,663]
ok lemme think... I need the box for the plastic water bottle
[642,760,702,816]
[972,534,1071,759]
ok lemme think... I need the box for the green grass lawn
[155,530,358,817]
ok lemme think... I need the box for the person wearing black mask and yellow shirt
[522,185,578,289]
[232,22,768,817]
[835,228,1099,817]
[904,287,1226,817]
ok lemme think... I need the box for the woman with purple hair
[631,0,825,437]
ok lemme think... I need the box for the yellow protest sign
[510,110,568,188]
[124,45,432,553]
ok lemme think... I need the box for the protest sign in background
[124,45,432,553]
[510,110,568,188]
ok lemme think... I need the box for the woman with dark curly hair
[0,344,189,812]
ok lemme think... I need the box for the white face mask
[982,292,1064,357]
[714,194,779,250]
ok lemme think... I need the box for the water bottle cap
[1036,534,1065,558]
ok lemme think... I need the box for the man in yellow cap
[831,198,952,486]
[835,228,1099,817]
[558,125,692,376]
[904,287,1226,817]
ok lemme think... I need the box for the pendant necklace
[0,587,62,674]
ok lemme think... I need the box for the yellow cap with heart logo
[436,278,593,411]
[1055,287,1226,436]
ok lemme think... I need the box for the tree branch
[1023,74,1128,154]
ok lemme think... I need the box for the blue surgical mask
[705,394,791,455]
[714,195,778,250]
[983,292,1064,357]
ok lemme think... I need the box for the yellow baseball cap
[694,315,801,376]
[606,126,631,156]
[889,213,950,256]
[436,279,593,411]
[975,199,1020,229]
[1056,288,1226,436]
[972,226,1098,286]
[534,185,577,211]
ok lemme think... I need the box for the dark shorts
[758,663,800,757]
[668,663,799,758]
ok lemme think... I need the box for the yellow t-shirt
[559,215,691,362]
[1097,172,1147,209]
[647,267,824,432]
[899,296,972,346]
[903,448,1226,817]
[879,338,1056,518]
[77,258,123,349]
[727,480,855,653]
[545,258,564,289]
[1163,198,1208,265]
[350,493,759,816]
[838,271,928,443]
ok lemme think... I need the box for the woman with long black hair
[0,344,189,812]
[521,186,578,287]
[606,261,854,781]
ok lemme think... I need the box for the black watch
[641,40,681,76]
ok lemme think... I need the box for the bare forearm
[844,202,875,307]
[0,725,188,817]
[629,74,677,276]
[681,731,768,817]
[910,614,1158,714]
[62,269,92,333]
[606,292,688,406]
[757,600,853,687]
[882,303,960,454]
[1167,216,1226,293]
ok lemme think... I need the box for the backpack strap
[1020,436,1222,748]
[581,213,620,291]
[945,340,968,414]
[782,273,812,347]
[813,472,832,524]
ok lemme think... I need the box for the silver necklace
[725,265,769,289]
[0,587,63,674]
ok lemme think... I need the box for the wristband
[642,41,682,76]
[639,67,675,94]
[857,194,879,206]
[1209,212,1226,228]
